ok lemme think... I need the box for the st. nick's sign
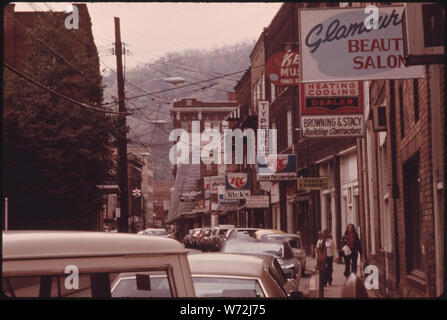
[299,6,424,82]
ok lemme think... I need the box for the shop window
[399,84,405,138]
[413,79,419,122]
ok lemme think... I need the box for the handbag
[342,245,352,256]
[316,241,327,270]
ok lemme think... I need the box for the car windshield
[265,235,302,249]
[234,230,257,239]
[218,229,228,236]
[145,229,167,236]
[192,276,264,297]
[222,242,283,258]
[204,229,212,236]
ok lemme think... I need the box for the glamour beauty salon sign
[299,6,424,82]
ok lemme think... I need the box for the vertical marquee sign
[300,81,364,138]
[299,6,425,82]
[258,100,270,155]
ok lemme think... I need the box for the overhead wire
[4,62,130,115]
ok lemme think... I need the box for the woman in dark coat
[341,224,361,278]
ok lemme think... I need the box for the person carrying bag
[315,231,327,297]
[341,224,362,278]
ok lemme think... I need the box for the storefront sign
[266,51,300,86]
[225,173,251,199]
[180,191,200,202]
[301,81,364,138]
[218,186,239,204]
[210,176,225,194]
[257,154,297,181]
[163,200,170,211]
[246,195,270,208]
[297,177,329,190]
[299,6,424,82]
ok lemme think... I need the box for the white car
[262,233,307,276]
[2,231,195,297]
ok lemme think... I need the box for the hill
[102,40,255,181]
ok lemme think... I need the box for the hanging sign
[225,173,251,199]
[299,6,425,82]
[300,81,364,138]
[266,51,301,86]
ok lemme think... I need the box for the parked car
[2,231,195,297]
[220,239,301,290]
[197,227,213,251]
[254,229,284,239]
[110,253,294,298]
[224,228,260,241]
[261,233,307,276]
[187,253,290,297]
[209,225,234,251]
[184,228,200,248]
[138,228,175,239]
[190,228,205,248]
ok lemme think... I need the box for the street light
[125,76,185,94]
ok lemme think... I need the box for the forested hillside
[103,40,255,180]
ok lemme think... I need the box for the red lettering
[353,56,363,70]
[360,39,369,52]
[348,40,359,53]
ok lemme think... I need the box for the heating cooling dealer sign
[299,6,424,82]
[301,81,364,138]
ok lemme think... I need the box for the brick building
[167,98,238,238]
[3,3,98,71]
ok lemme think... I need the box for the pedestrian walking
[315,231,327,297]
[340,224,362,278]
[323,229,338,286]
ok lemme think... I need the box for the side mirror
[289,290,303,298]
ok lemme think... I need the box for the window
[3,269,175,298]
[192,276,264,297]
[399,84,405,138]
[413,79,419,122]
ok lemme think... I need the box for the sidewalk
[300,256,379,298]
[305,256,349,298]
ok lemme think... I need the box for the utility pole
[114,17,129,233]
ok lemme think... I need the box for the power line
[127,69,248,100]
[5,11,105,94]
[4,62,130,115]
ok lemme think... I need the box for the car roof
[265,233,301,239]
[3,231,187,260]
[224,239,286,244]
[187,253,271,277]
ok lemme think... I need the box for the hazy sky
[14,2,283,70]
